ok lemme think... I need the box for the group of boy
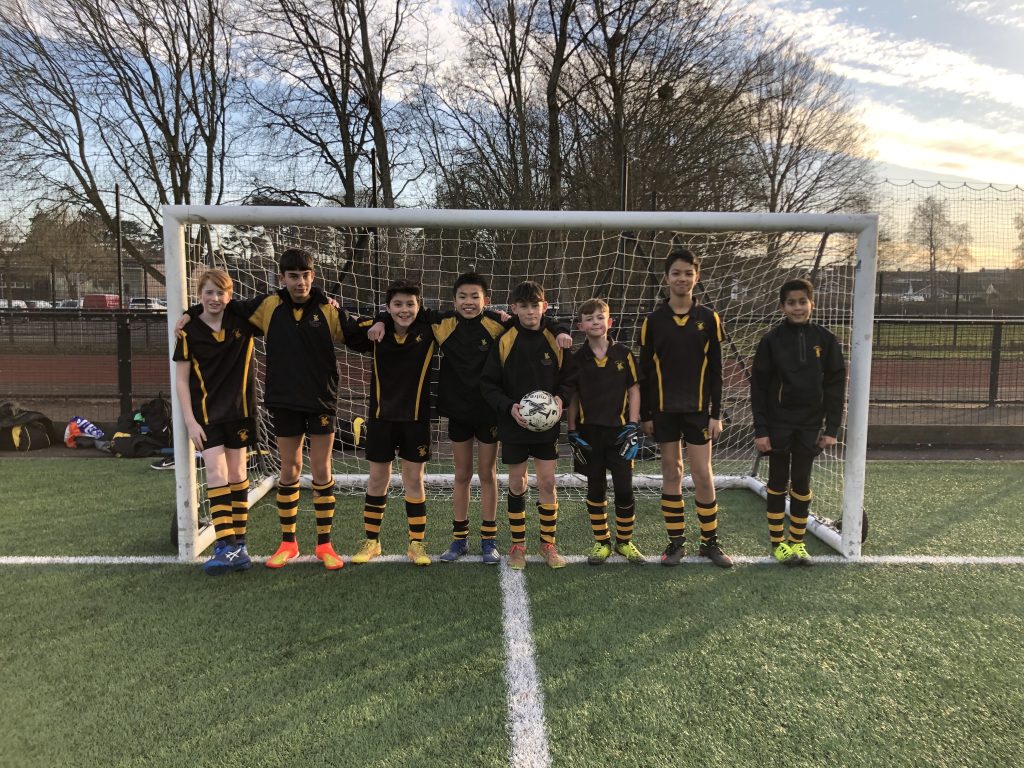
[182,245,844,574]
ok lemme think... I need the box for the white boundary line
[499,560,552,768]
[1,554,1022,566]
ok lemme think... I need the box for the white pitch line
[499,560,552,768]
[0,554,1022,566]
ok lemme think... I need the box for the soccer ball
[519,390,560,432]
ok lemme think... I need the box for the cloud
[747,1,1024,110]
[955,1,1024,30]
[862,102,1024,184]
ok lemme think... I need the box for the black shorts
[365,419,432,463]
[502,440,559,465]
[652,412,711,446]
[767,428,823,457]
[574,423,632,473]
[271,408,336,438]
[448,412,499,444]
[202,418,256,450]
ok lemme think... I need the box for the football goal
[163,206,878,561]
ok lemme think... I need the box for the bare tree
[1014,212,1024,269]
[907,195,973,299]
[0,0,239,282]
[241,0,425,208]
[745,41,874,262]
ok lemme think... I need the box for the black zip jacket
[750,320,846,437]
[479,320,578,444]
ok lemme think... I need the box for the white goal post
[163,206,878,561]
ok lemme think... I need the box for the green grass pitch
[0,457,1021,767]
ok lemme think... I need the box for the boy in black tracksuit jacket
[750,278,846,567]
[480,281,578,570]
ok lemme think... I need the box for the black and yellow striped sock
[587,499,611,542]
[208,484,236,545]
[276,481,300,543]
[229,479,249,544]
[406,496,427,542]
[508,490,527,545]
[696,498,719,544]
[661,493,685,542]
[538,502,558,545]
[312,479,336,545]
[480,518,497,541]
[452,518,469,541]
[766,486,787,546]
[788,489,812,543]
[363,493,387,540]
[615,502,636,544]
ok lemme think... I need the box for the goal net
[164,207,877,560]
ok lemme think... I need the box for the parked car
[128,297,167,310]
[25,300,52,309]
[0,298,27,309]
[56,299,83,309]
[82,293,121,309]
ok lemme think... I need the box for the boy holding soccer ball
[480,281,578,570]
[567,298,646,565]
[750,278,846,567]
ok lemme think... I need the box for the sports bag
[0,402,58,451]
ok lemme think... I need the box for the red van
[82,293,121,309]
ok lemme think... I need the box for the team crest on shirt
[814,345,822,358]
[480,339,489,349]
[417,445,428,458]
[233,329,242,340]
[696,321,705,331]
[237,428,249,442]
[542,351,552,366]
[319,414,330,427]
[309,314,322,328]
[415,334,423,343]
[616,361,625,371]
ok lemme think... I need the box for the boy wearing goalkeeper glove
[480,281,578,570]
[750,278,846,567]
[639,249,733,568]
[566,299,646,565]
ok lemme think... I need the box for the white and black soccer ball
[518,390,560,432]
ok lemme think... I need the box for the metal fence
[2,309,1020,444]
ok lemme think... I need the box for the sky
[746,0,1024,185]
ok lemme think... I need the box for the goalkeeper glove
[567,430,592,466]
[616,422,640,460]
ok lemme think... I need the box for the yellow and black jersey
[372,308,570,420]
[173,311,257,426]
[370,314,437,421]
[423,309,507,419]
[208,286,372,413]
[638,299,724,419]
[573,341,638,427]
[750,320,846,437]
[479,321,578,443]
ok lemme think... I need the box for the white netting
[179,217,857,527]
